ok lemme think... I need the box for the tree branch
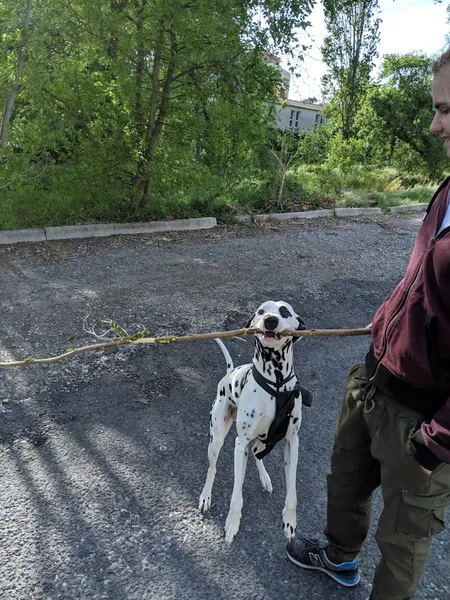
[0,327,371,368]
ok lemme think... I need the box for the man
[286,49,450,600]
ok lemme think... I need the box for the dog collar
[251,365,295,393]
[251,365,312,408]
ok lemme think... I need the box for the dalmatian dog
[199,300,309,543]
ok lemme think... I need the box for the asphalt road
[0,215,448,600]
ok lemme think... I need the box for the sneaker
[286,537,360,587]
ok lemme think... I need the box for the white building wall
[276,105,326,132]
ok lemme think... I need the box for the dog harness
[251,365,311,460]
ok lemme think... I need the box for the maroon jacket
[366,177,450,470]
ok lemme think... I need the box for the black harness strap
[252,366,301,460]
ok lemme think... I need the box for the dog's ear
[293,315,307,343]
[245,313,255,329]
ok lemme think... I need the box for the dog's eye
[257,309,264,315]
[279,306,292,318]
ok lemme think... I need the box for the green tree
[0,0,315,222]
[368,53,447,179]
[322,0,380,140]
[0,0,32,148]
[297,125,331,164]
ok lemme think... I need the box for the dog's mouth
[262,331,280,344]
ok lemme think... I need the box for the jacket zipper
[427,224,450,249]
[369,225,450,382]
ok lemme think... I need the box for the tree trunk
[0,0,33,148]
[132,28,177,212]
[343,1,369,140]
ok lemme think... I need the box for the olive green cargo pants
[325,364,450,600]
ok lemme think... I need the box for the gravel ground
[0,214,448,600]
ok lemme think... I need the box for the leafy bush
[296,126,331,164]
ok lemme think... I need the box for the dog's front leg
[282,434,299,540]
[224,436,249,543]
[199,398,234,513]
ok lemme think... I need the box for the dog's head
[245,300,306,349]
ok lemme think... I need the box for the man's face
[431,65,450,157]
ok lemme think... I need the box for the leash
[251,365,311,460]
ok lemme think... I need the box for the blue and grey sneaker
[286,537,360,587]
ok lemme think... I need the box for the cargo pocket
[424,314,441,381]
[396,490,449,539]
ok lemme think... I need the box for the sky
[282,0,449,101]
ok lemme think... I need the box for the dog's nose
[263,315,279,331]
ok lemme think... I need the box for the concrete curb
[0,204,428,245]
[335,207,382,217]
[0,217,217,245]
[389,203,428,213]
[0,228,47,244]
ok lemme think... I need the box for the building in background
[265,54,291,100]
[266,54,327,132]
[276,99,326,133]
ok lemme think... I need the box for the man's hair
[433,47,450,73]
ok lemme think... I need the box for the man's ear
[245,313,255,329]
[293,315,307,343]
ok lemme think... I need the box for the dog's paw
[224,510,241,543]
[259,470,273,494]
[199,493,211,513]
[282,507,296,540]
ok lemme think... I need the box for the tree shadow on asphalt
[0,276,447,599]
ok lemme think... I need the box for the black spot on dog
[229,383,232,391]
[220,387,225,397]
[280,306,292,319]
[235,380,239,388]
[227,363,231,369]
[293,417,299,424]
[234,392,238,399]
[274,368,285,386]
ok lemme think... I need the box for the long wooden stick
[0,327,371,368]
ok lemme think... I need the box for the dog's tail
[215,338,234,374]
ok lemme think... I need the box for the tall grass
[0,161,440,229]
